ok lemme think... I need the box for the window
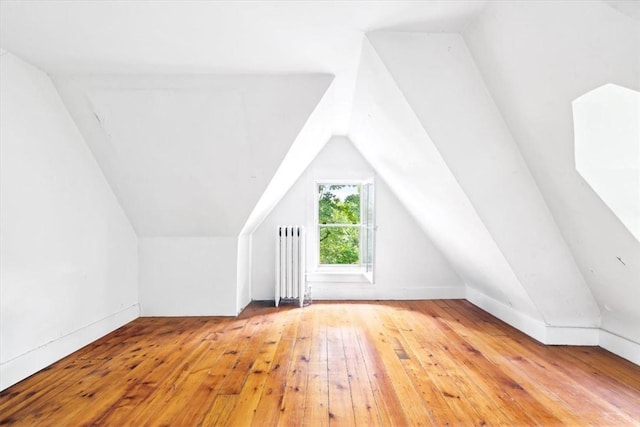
[316,182,375,279]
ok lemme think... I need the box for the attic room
[1,0,639,424]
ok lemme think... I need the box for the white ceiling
[2,0,636,336]
[0,0,488,237]
[0,0,486,134]
[604,0,640,21]
[53,74,333,236]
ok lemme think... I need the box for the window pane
[318,184,360,225]
[319,226,360,264]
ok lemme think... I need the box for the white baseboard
[599,329,640,365]
[465,286,549,342]
[0,304,140,390]
[466,287,638,366]
[465,287,600,345]
[311,284,466,300]
[544,326,599,346]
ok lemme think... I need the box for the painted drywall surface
[55,74,333,313]
[573,84,640,241]
[251,136,465,301]
[0,51,138,389]
[139,237,237,316]
[367,32,600,328]
[0,1,488,136]
[236,79,334,307]
[236,234,252,314]
[53,74,333,237]
[349,38,541,319]
[240,79,334,235]
[464,0,640,343]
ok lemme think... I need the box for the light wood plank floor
[1,300,639,426]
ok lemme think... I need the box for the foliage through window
[318,184,360,264]
[317,182,375,273]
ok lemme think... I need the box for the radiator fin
[275,225,308,307]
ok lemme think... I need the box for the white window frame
[313,179,375,283]
[361,179,375,283]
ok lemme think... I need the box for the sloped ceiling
[0,0,487,237]
[349,38,542,322]
[463,0,640,343]
[0,0,486,135]
[240,81,335,236]
[54,74,333,236]
[3,0,636,336]
[364,32,600,327]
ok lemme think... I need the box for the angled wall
[237,80,334,311]
[0,51,139,390]
[53,74,334,316]
[366,32,601,331]
[464,0,640,355]
[349,38,542,329]
[53,74,334,237]
[251,136,465,301]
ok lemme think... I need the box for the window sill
[307,269,373,284]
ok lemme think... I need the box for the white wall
[240,79,334,236]
[573,84,640,241]
[236,234,252,313]
[251,136,465,301]
[367,31,600,328]
[54,74,335,319]
[139,237,238,316]
[53,74,333,237]
[0,51,139,390]
[350,38,541,320]
[464,0,640,346]
[237,81,334,310]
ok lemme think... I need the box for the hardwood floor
[1,300,639,426]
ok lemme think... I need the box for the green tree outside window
[318,184,360,265]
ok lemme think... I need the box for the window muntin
[317,184,361,265]
[316,182,375,275]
